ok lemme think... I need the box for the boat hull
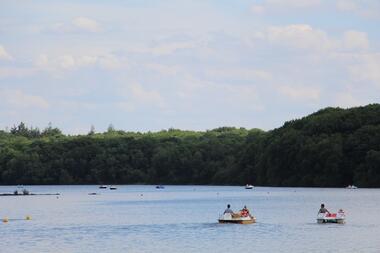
[317,218,345,224]
[218,213,256,224]
[317,212,345,224]
[218,218,255,224]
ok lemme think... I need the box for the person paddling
[318,204,330,215]
[224,204,234,214]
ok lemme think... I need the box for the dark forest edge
[1,104,380,187]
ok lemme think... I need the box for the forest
[0,104,379,187]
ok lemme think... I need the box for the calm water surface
[0,185,379,253]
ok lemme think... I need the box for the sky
[0,0,379,134]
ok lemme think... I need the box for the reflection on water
[0,185,379,253]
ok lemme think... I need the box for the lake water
[0,185,379,253]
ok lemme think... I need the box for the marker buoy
[2,217,9,223]
[26,216,31,220]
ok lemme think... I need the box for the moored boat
[346,185,358,189]
[99,185,107,189]
[245,184,254,189]
[218,213,256,224]
[317,210,345,224]
[156,185,165,189]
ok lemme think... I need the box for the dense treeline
[1,104,380,187]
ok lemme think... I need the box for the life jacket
[241,210,248,217]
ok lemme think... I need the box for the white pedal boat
[317,210,345,224]
[218,213,256,224]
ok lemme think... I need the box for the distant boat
[110,186,117,190]
[156,185,165,189]
[99,185,107,189]
[245,184,254,189]
[346,185,358,189]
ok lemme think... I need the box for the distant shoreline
[0,193,60,196]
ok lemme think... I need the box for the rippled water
[1,185,379,253]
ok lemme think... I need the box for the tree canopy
[1,104,379,187]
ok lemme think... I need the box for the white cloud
[130,83,165,107]
[48,17,101,33]
[257,25,370,54]
[251,0,321,13]
[0,67,36,78]
[175,75,208,99]
[204,68,272,81]
[35,54,81,71]
[336,0,380,19]
[0,89,49,109]
[277,84,320,101]
[335,92,362,108]
[35,54,49,66]
[60,55,77,69]
[49,22,69,33]
[119,83,165,110]
[124,39,204,56]
[0,45,12,60]
[336,0,357,12]
[266,0,321,8]
[150,41,197,56]
[72,17,101,32]
[348,53,380,88]
[265,24,333,51]
[35,53,123,72]
[97,55,122,70]
[57,100,97,111]
[250,5,265,14]
[116,101,135,112]
[145,63,181,76]
[343,30,369,50]
[224,84,264,111]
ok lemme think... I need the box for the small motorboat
[218,213,256,224]
[346,185,358,189]
[110,186,117,190]
[317,210,345,224]
[99,185,107,189]
[156,185,165,189]
[245,184,254,189]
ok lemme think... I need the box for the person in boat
[224,204,234,214]
[318,204,330,215]
[240,205,250,217]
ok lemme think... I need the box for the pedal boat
[218,213,256,224]
[317,211,345,224]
